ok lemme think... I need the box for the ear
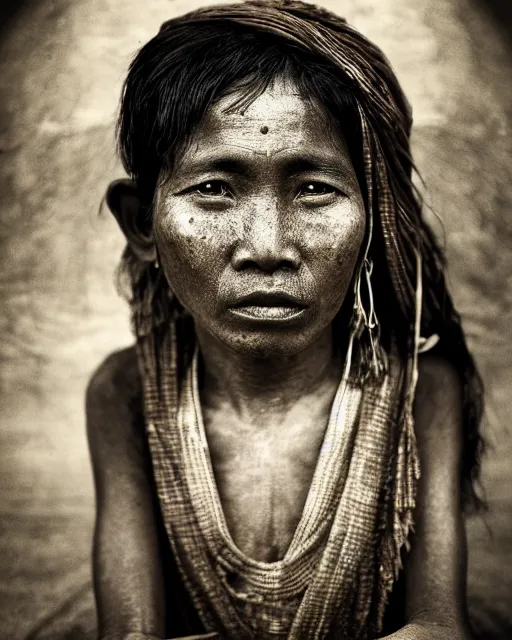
[106,179,157,263]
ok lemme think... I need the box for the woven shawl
[139,325,410,640]
[130,1,427,637]
[137,326,414,640]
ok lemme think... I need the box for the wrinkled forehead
[178,77,352,165]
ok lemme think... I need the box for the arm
[379,355,473,640]
[86,348,167,640]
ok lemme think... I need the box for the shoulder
[86,345,141,412]
[86,346,146,457]
[414,353,463,475]
[416,352,461,396]
[413,353,463,462]
[415,353,462,426]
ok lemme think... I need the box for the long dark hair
[115,0,484,509]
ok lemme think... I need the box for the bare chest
[204,412,327,563]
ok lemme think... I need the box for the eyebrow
[183,156,250,177]
[176,149,355,181]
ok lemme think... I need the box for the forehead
[182,77,350,161]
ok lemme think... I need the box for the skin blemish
[189,217,194,223]
[153,78,366,359]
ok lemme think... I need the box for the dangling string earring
[345,206,388,383]
[361,257,380,372]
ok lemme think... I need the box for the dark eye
[297,182,337,198]
[194,181,231,197]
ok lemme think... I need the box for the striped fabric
[137,324,413,639]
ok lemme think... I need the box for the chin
[220,328,320,360]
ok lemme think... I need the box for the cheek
[153,204,230,304]
[299,202,366,317]
[302,203,366,274]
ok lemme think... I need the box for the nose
[231,200,301,273]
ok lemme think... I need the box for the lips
[228,290,308,323]
[232,291,307,308]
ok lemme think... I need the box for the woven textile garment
[137,328,411,640]
[132,2,427,638]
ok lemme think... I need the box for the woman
[86,1,484,638]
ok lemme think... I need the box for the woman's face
[153,77,366,357]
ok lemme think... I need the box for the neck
[196,326,342,423]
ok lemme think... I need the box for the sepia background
[0,0,511,638]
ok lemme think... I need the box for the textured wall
[0,0,511,638]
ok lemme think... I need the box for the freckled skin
[153,77,366,359]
